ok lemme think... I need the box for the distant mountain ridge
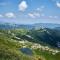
[0,23,60,29]
[33,23,60,29]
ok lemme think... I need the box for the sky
[0,0,60,24]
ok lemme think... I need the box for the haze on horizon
[0,0,60,24]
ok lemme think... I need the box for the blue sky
[0,0,60,24]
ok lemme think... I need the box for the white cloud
[49,15,58,19]
[28,12,40,18]
[0,14,3,18]
[18,1,28,11]
[36,8,40,11]
[49,16,53,18]
[5,12,15,18]
[34,12,40,17]
[36,6,45,12]
[28,13,35,18]
[36,8,41,11]
[54,16,58,18]
[56,2,60,8]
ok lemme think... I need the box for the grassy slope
[0,31,36,60]
[0,29,60,60]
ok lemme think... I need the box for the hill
[0,24,60,60]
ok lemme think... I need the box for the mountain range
[0,23,60,29]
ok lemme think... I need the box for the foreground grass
[0,33,37,60]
